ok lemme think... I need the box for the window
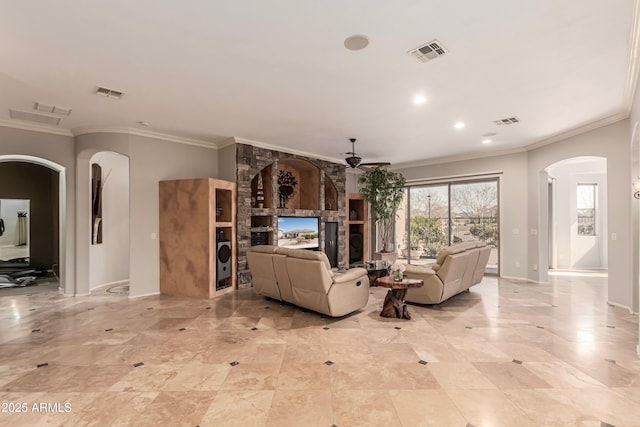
[395,178,499,274]
[576,184,596,236]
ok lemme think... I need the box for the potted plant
[359,167,406,256]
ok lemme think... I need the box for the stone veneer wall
[236,143,346,287]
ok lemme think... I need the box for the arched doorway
[545,156,608,273]
[0,155,67,293]
[88,152,130,294]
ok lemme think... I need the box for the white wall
[345,170,360,193]
[217,143,237,182]
[0,126,75,294]
[89,152,130,289]
[76,132,220,297]
[528,120,630,308]
[628,55,640,351]
[395,152,529,279]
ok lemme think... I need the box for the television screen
[277,217,319,250]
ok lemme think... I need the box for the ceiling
[0,1,637,167]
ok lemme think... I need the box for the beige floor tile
[504,389,612,426]
[0,272,636,425]
[473,361,552,389]
[427,362,498,389]
[220,362,280,390]
[332,389,402,427]
[200,390,273,426]
[163,361,231,391]
[266,389,333,427]
[523,361,606,388]
[445,389,538,426]
[276,362,332,390]
[389,389,467,426]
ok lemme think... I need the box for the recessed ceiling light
[413,95,427,105]
[454,122,465,129]
[482,139,492,144]
[344,35,369,51]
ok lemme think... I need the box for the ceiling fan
[345,138,391,169]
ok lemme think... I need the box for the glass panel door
[450,180,499,274]
[396,178,499,274]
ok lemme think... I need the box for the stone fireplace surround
[236,143,347,287]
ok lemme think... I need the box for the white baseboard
[606,300,633,313]
[74,292,90,297]
[128,291,160,299]
[500,275,532,283]
[90,279,130,292]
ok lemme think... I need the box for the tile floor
[0,274,638,426]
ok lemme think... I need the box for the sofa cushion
[434,243,468,267]
[246,249,281,300]
[275,247,333,276]
[250,245,279,254]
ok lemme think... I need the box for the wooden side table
[375,276,424,319]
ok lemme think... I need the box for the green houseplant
[359,167,406,253]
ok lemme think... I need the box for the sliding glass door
[396,178,499,274]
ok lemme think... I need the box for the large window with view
[395,179,499,274]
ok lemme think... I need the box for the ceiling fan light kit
[345,155,362,168]
[345,138,391,169]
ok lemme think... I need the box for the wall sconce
[633,178,640,199]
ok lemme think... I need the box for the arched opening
[88,152,130,294]
[0,155,67,294]
[545,156,608,274]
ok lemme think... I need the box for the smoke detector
[96,86,125,99]
[408,40,448,63]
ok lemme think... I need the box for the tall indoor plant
[359,167,406,253]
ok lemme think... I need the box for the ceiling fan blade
[360,162,391,167]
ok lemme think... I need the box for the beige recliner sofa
[403,241,491,305]
[246,245,370,317]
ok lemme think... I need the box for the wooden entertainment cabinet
[159,178,236,298]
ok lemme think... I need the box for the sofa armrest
[403,264,436,276]
[332,267,368,283]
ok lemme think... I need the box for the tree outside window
[577,184,596,236]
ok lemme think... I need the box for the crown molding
[0,119,73,137]
[72,126,220,149]
[391,146,527,170]
[217,136,239,149]
[233,137,345,164]
[523,112,627,151]
[391,112,628,171]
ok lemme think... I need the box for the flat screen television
[277,216,319,250]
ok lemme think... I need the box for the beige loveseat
[403,241,491,305]
[246,245,370,317]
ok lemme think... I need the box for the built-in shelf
[346,193,368,266]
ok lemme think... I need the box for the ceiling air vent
[408,40,448,63]
[10,108,61,126]
[96,86,124,99]
[34,102,72,116]
[493,117,520,126]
